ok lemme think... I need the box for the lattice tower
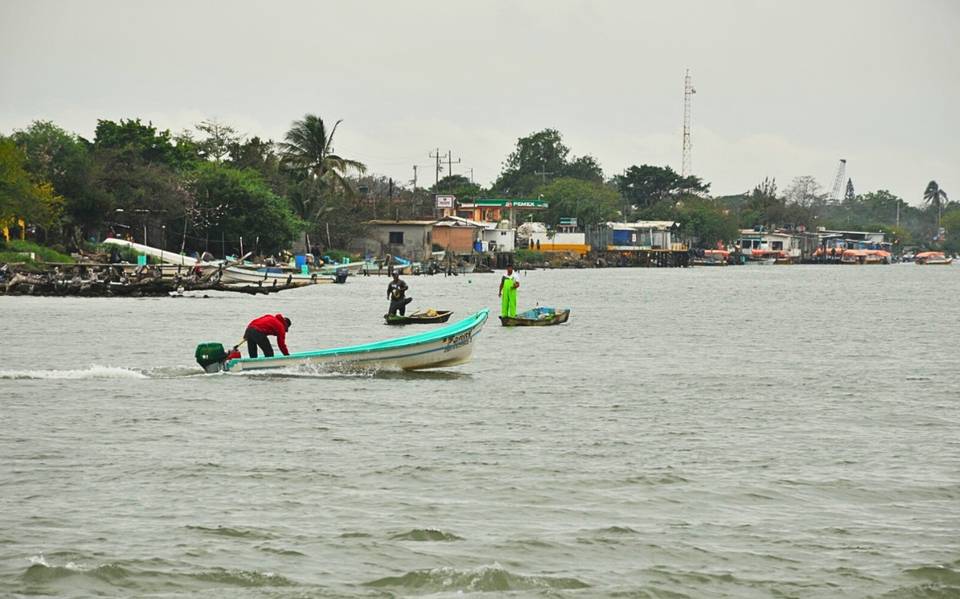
[829,159,847,202]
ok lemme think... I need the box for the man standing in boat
[387,271,412,316]
[243,313,291,358]
[498,265,520,318]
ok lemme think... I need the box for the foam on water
[0,365,149,380]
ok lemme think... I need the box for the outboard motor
[195,342,227,373]
[334,267,349,284]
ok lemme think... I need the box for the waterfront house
[449,198,549,227]
[588,221,684,251]
[737,228,802,259]
[432,216,484,254]
[357,220,437,262]
[528,218,589,255]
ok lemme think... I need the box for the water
[1,266,958,597]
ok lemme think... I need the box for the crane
[829,159,846,202]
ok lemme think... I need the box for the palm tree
[279,114,366,248]
[280,114,366,195]
[923,180,948,228]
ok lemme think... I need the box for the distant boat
[196,309,489,373]
[915,251,953,265]
[499,306,571,327]
[384,310,453,325]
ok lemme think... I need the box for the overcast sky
[2,0,957,204]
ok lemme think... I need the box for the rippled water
[2,265,959,597]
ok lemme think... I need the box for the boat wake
[0,365,150,380]
[0,364,203,380]
[0,364,470,381]
[236,363,470,380]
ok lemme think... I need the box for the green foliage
[494,129,603,195]
[10,121,106,236]
[0,239,74,263]
[0,138,64,229]
[614,164,709,212]
[536,177,621,227]
[514,249,546,262]
[93,118,199,169]
[941,208,960,253]
[431,175,483,201]
[189,162,302,255]
[674,198,739,247]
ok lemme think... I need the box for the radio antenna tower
[829,159,847,202]
[681,69,696,177]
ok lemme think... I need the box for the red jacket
[247,313,290,355]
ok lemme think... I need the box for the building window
[771,241,783,250]
[389,231,404,244]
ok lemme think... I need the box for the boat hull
[384,311,453,325]
[500,308,570,327]
[223,309,488,372]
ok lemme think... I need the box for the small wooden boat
[196,309,488,373]
[384,310,453,325]
[499,306,570,327]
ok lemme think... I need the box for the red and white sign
[435,195,456,208]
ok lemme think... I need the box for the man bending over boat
[387,272,412,316]
[244,313,291,358]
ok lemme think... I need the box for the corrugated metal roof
[365,220,437,226]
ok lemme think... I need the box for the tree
[9,121,104,239]
[195,119,242,164]
[536,177,620,227]
[0,138,64,231]
[562,155,604,183]
[675,198,739,248]
[784,175,826,208]
[93,118,199,170]
[431,174,482,201]
[279,114,366,195]
[279,114,366,246]
[188,163,301,255]
[923,180,948,227]
[845,178,855,202]
[615,164,709,212]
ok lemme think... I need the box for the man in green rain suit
[498,265,520,317]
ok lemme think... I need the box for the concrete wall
[358,224,434,262]
[481,228,515,252]
[433,226,479,254]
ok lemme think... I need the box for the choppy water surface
[2,266,959,598]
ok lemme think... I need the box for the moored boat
[196,309,488,373]
[384,310,453,325]
[499,306,570,327]
[915,251,953,265]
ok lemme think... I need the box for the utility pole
[468,167,474,184]
[534,167,553,184]
[445,150,461,185]
[429,148,443,189]
[682,68,696,177]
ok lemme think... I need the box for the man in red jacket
[244,313,291,358]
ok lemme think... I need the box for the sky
[1,0,957,205]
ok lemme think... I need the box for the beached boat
[103,239,337,284]
[499,306,570,327]
[384,310,453,325]
[915,251,954,265]
[196,309,488,373]
[319,261,366,275]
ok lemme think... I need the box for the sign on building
[435,195,456,208]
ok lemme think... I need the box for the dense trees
[1,116,954,255]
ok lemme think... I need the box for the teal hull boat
[196,309,488,373]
